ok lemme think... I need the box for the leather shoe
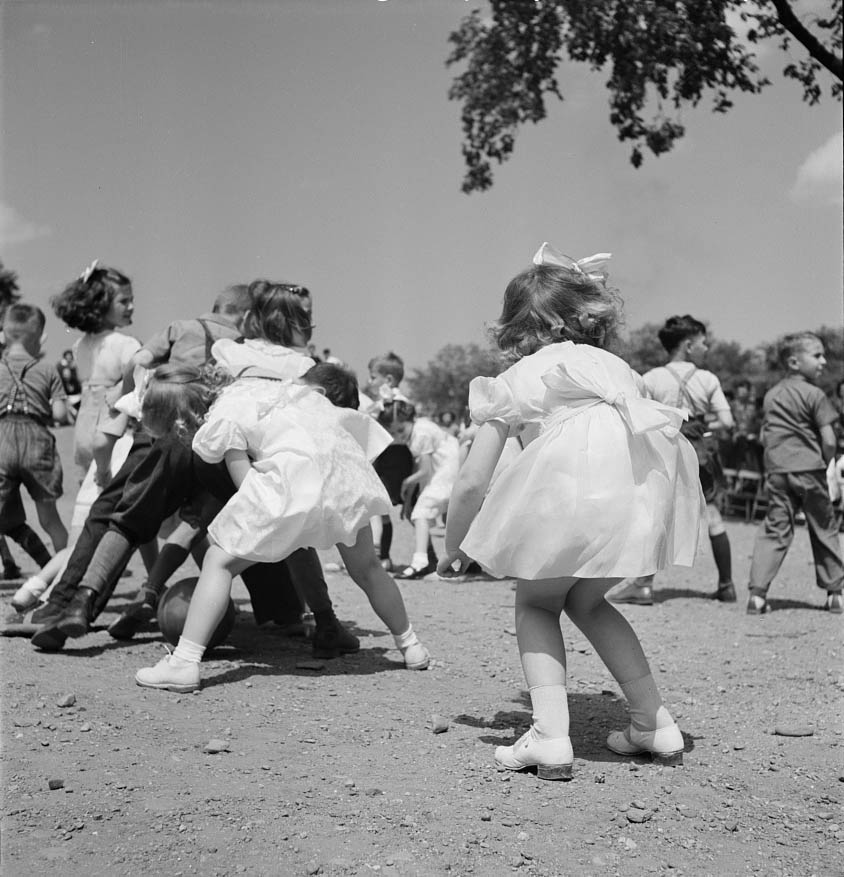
[312,618,361,659]
[56,587,97,638]
[394,561,437,580]
[606,722,684,765]
[31,624,68,652]
[608,580,653,606]
[714,582,737,602]
[495,727,573,780]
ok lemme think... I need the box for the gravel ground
[1,430,842,876]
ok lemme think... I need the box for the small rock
[48,778,65,790]
[626,808,653,823]
[594,773,606,784]
[295,661,326,672]
[774,724,814,737]
[56,694,76,708]
[364,788,383,797]
[431,715,450,734]
[203,739,230,754]
[724,820,739,832]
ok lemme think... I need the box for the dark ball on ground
[156,576,236,649]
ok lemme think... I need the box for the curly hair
[491,264,622,362]
[141,363,230,444]
[51,265,132,333]
[242,280,313,347]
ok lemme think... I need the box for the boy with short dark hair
[746,332,843,614]
[0,304,68,556]
[611,314,735,605]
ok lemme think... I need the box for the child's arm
[224,448,253,489]
[401,454,433,495]
[438,420,508,576]
[51,397,68,425]
[819,423,836,465]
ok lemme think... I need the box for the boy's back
[761,375,836,474]
[141,313,242,369]
[0,349,66,424]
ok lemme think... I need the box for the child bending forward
[439,244,703,779]
[136,281,429,692]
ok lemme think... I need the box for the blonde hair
[141,363,228,443]
[491,264,622,361]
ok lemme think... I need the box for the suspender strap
[2,354,41,419]
[196,319,216,364]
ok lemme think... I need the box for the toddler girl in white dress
[439,244,704,779]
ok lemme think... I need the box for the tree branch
[770,0,843,79]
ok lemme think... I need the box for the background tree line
[407,325,843,418]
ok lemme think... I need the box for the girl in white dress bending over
[438,244,704,779]
[135,281,429,692]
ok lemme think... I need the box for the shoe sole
[56,619,90,638]
[134,676,199,693]
[606,741,684,766]
[496,760,573,781]
[610,598,653,606]
[405,657,430,670]
[30,627,68,651]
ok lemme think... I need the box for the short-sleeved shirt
[0,351,66,423]
[642,364,730,419]
[760,375,837,473]
[409,417,452,474]
[140,312,242,369]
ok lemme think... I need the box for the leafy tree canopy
[448,0,843,192]
[406,342,504,417]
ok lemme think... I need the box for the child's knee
[706,503,726,537]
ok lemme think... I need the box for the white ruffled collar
[211,338,314,379]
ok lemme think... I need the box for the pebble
[296,661,326,672]
[48,778,65,790]
[203,739,230,754]
[431,715,450,734]
[774,724,814,737]
[56,694,76,708]
[626,809,653,823]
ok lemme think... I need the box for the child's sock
[528,683,570,740]
[172,636,206,665]
[380,521,393,559]
[7,523,52,569]
[410,552,429,571]
[393,625,418,650]
[709,532,732,584]
[620,674,674,732]
[12,575,50,610]
[426,538,437,565]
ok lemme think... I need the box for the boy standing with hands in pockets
[746,332,843,614]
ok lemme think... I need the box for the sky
[1,0,842,382]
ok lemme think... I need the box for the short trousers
[0,417,64,504]
[373,444,414,506]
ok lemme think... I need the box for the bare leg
[337,526,408,635]
[34,501,68,552]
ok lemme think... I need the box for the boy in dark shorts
[0,304,68,557]
[746,332,843,614]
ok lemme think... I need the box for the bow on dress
[532,243,611,283]
[542,360,685,437]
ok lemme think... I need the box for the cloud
[790,132,844,205]
[0,203,51,246]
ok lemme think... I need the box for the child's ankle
[173,637,206,664]
[393,624,418,650]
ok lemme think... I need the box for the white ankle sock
[620,674,674,731]
[173,637,206,664]
[22,575,49,596]
[411,552,429,570]
[393,625,419,650]
[529,684,570,740]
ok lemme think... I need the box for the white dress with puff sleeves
[461,342,704,581]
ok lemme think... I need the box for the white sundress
[460,342,705,581]
[193,340,393,563]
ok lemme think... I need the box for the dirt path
[1,431,842,876]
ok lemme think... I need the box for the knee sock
[7,524,52,568]
[709,532,732,584]
[620,674,674,732]
[529,683,570,740]
[427,537,437,564]
[173,636,205,665]
[380,521,393,559]
[0,535,18,571]
[80,530,134,595]
[145,543,191,601]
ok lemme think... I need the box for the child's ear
[384,375,396,388]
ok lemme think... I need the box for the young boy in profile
[0,305,68,561]
[746,332,843,614]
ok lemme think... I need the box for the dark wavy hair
[242,280,313,347]
[51,264,132,333]
[376,399,416,428]
[302,362,359,410]
[141,363,229,443]
[491,264,622,362]
[657,315,708,354]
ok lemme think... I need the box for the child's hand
[94,466,111,488]
[437,549,472,578]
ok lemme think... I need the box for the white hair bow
[532,243,611,282]
[79,259,100,284]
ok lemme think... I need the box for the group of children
[1,243,841,781]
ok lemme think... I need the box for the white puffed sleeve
[468,375,521,426]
